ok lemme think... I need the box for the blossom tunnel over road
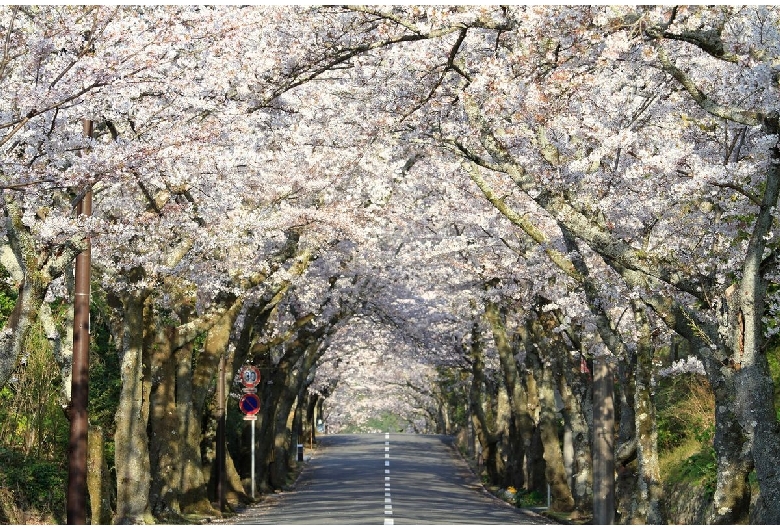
[0,5,779,525]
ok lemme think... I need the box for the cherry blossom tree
[2,5,779,525]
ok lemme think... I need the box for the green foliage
[656,374,714,453]
[657,371,719,504]
[0,264,17,328]
[515,488,545,508]
[86,287,121,481]
[670,441,717,495]
[364,411,406,433]
[766,340,780,421]
[0,319,68,458]
[0,446,66,523]
[341,411,408,433]
[87,303,121,433]
[436,367,470,429]
[0,283,121,523]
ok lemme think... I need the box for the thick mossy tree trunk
[270,352,306,489]
[522,363,546,494]
[484,300,532,491]
[201,298,250,507]
[649,296,753,524]
[256,335,308,493]
[176,334,215,515]
[525,339,575,513]
[271,337,326,489]
[731,154,780,524]
[629,301,663,524]
[651,42,780,525]
[540,307,594,513]
[495,384,514,488]
[614,347,637,523]
[148,323,181,518]
[706,362,752,524]
[468,321,503,484]
[304,393,319,446]
[557,350,593,514]
[86,425,112,524]
[113,289,153,524]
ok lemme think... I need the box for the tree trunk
[592,355,615,525]
[270,342,320,489]
[148,323,181,517]
[186,302,242,512]
[558,354,593,514]
[468,321,502,484]
[270,371,301,489]
[484,300,532,491]
[495,383,513,488]
[522,365,546,494]
[706,374,752,525]
[630,301,663,524]
[614,347,637,523]
[86,426,112,524]
[527,345,575,512]
[732,154,780,524]
[648,295,753,524]
[205,304,237,509]
[113,290,153,524]
[256,355,289,493]
[176,333,216,515]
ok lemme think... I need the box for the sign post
[239,366,261,499]
[251,416,255,499]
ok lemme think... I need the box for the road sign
[239,393,261,415]
[240,365,261,387]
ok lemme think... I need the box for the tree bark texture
[592,355,615,525]
[484,300,532,491]
[148,324,181,517]
[525,342,575,512]
[630,301,663,524]
[732,149,780,524]
[468,322,503,484]
[113,290,153,524]
[558,354,593,513]
[86,426,112,525]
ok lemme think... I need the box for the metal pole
[547,483,551,510]
[251,418,256,499]
[67,119,93,525]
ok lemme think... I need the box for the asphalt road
[224,433,552,525]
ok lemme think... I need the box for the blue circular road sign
[239,393,261,415]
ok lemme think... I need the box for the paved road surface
[222,433,552,525]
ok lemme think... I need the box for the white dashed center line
[384,433,393,525]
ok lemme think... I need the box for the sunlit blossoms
[1,5,779,524]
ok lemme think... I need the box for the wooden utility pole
[67,119,93,525]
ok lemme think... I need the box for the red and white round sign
[240,365,260,387]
